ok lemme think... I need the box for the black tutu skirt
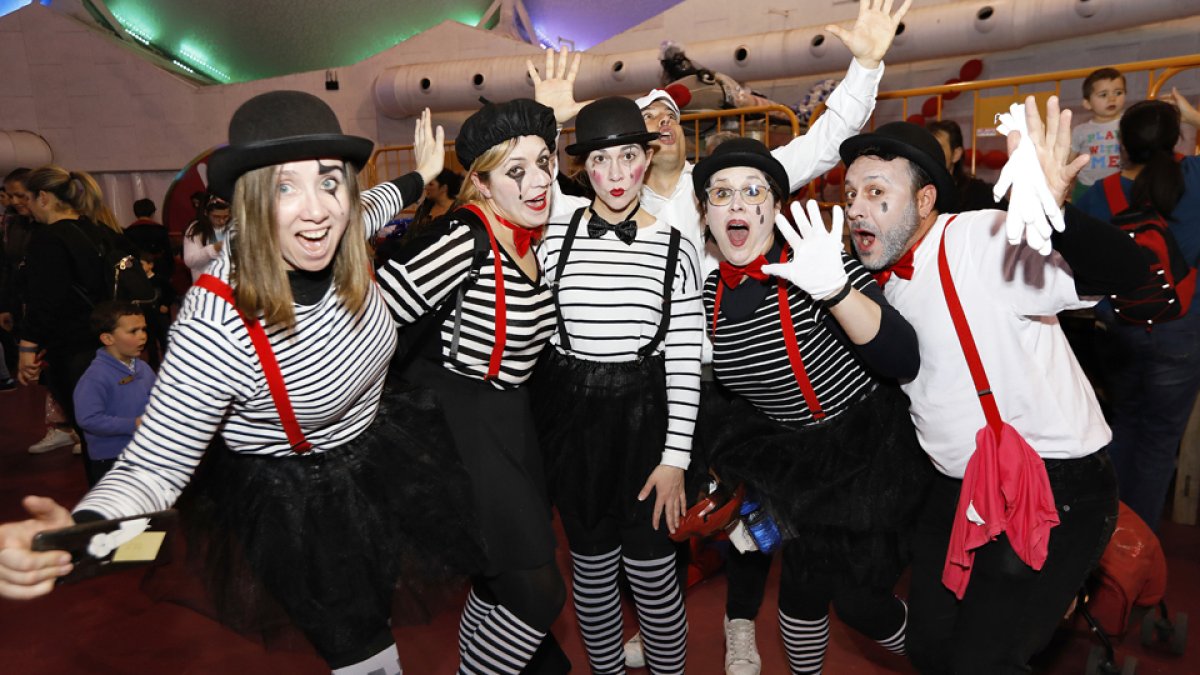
[700,383,934,589]
[531,349,671,530]
[404,357,558,575]
[169,376,484,666]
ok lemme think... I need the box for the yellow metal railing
[364,104,802,188]
[874,53,1200,174]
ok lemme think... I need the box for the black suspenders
[551,206,682,359]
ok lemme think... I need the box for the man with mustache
[839,100,1149,673]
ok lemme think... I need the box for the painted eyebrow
[316,161,347,176]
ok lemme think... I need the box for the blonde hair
[25,165,122,233]
[229,163,372,328]
[455,137,520,207]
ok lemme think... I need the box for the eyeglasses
[705,185,772,206]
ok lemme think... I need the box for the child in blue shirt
[73,301,155,486]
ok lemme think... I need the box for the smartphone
[31,510,177,585]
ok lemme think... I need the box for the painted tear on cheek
[880,202,889,214]
[590,170,602,185]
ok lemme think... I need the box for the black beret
[456,98,557,170]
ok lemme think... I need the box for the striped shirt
[77,178,417,518]
[540,209,704,467]
[376,208,555,388]
[705,252,880,425]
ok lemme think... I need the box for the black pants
[907,451,1118,674]
[560,510,675,561]
[726,548,772,620]
[43,346,94,482]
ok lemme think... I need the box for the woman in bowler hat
[0,91,481,675]
[530,95,705,673]
[693,137,931,673]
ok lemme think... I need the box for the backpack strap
[638,226,682,359]
[935,216,1002,432]
[447,216,492,361]
[1101,173,1130,215]
[194,274,312,454]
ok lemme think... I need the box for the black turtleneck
[288,266,334,306]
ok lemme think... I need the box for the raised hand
[825,0,914,70]
[762,200,849,300]
[413,108,445,185]
[528,46,590,124]
[994,96,1086,254]
[1169,87,1200,128]
[0,496,74,600]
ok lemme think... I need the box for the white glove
[762,200,849,300]
[993,102,1064,256]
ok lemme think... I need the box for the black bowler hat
[456,98,557,170]
[566,97,660,157]
[692,137,790,201]
[207,90,374,200]
[839,122,958,212]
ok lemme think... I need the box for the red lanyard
[712,246,825,421]
[461,204,508,380]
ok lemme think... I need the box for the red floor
[1,382,1198,674]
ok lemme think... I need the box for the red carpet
[1,382,1197,673]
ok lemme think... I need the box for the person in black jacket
[16,166,138,441]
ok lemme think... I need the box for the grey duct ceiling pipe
[0,130,52,175]
[374,0,1194,118]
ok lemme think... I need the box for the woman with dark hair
[16,167,140,433]
[926,119,1004,213]
[182,194,232,280]
[1076,96,1200,532]
[0,93,480,675]
[412,168,463,227]
[531,95,704,674]
[693,138,930,674]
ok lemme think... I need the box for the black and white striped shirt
[77,178,419,518]
[705,249,913,425]
[376,209,555,388]
[540,211,704,467]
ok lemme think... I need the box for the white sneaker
[28,428,74,454]
[624,631,646,669]
[724,616,761,675]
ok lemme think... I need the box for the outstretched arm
[773,0,912,189]
[529,47,590,125]
[360,109,445,238]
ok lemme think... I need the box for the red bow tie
[494,214,543,257]
[871,230,933,289]
[719,256,770,289]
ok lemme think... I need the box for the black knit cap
[692,137,790,201]
[455,98,557,170]
[839,121,958,212]
[207,90,374,200]
[566,97,660,157]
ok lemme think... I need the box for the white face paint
[704,167,778,267]
[585,144,652,214]
[844,156,922,271]
[481,135,553,229]
[274,159,351,272]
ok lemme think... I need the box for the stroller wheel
[1170,612,1187,655]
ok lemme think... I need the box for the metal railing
[363,104,802,188]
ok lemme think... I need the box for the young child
[1071,67,1127,200]
[73,301,154,485]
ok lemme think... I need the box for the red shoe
[670,483,745,542]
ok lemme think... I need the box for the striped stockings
[779,599,908,674]
[571,548,625,672]
[457,598,545,674]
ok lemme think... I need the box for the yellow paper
[112,532,165,562]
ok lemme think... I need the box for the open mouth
[296,227,331,256]
[525,192,547,212]
[852,228,877,254]
[726,220,749,247]
[657,130,675,146]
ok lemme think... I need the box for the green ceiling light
[111,11,156,47]
[178,43,232,83]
